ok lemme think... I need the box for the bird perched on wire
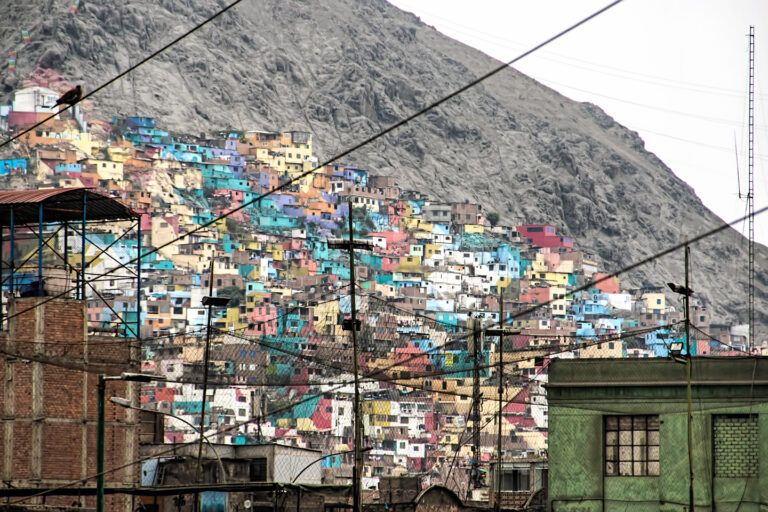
[667,282,694,296]
[48,85,82,108]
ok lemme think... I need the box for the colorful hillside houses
[0,98,753,496]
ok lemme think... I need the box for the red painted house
[517,225,573,251]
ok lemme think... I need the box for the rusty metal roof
[0,187,137,225]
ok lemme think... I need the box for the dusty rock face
[1,0,765,325]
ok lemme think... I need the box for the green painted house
[547,358,768,512]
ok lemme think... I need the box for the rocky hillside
[1,0,765,326]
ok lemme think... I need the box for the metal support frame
[37,203,43,296]
[64,222,68,276]
[84,279,134,336]
[11,224,64,277]
[137,215,142,341]
[81,191,87,300]
[25,224,135,335]
[68,224,139,279]
[0,225,3,327]
[0,191,140,338]
[9,206,14,297]
[747,26,755,353]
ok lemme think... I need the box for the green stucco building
[547,357,768,512]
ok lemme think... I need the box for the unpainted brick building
[0,297,141,511]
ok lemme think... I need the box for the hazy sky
[388,0,768,244]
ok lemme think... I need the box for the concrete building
[547,358,768,512]
[488,456,548,511]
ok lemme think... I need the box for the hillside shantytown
[0,82,766,512]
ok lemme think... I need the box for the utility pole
[747,25,755,353]
[485,292,520,512]
[349,203,362,512]
[684,246,694,512]
[485,292,504,512]
[196,262,230,483]
[328,198,373,512]
[97,373,156,512]
[468,314,483,498]
[496,293,503,512]
[667,247,695,512]
[197,261,216,483]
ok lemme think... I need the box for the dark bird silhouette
[48,85,82,108]
[667,282,694,296]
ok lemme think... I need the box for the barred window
[605,415,660,476]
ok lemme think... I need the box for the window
[249,458,267,481]
[604,415,659,476]
[713,414,758,477]
[501,468,530,491]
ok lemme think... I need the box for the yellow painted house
[527,269,569,287]
[395,255,423,273]
[106,145,133,163]
[362,400,393,426]
[312,300,340,336]
[296,417,315,432]
[86,158,124,181]
[423,244,442,259]
[400,216,423,231]
[578,339,624,358]
[213,306,249,332]
[463,224,484,234]
[641,292,665,314]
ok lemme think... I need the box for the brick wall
[0,298,140,511]
[713,414,758,477]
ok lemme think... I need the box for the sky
[388,0,768,245]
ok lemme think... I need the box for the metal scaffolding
[0,187,142,337]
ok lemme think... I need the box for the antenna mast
[748,26,755,352]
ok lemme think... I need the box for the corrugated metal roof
[0,187,138,225]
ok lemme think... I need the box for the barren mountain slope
[1,0,764,324]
